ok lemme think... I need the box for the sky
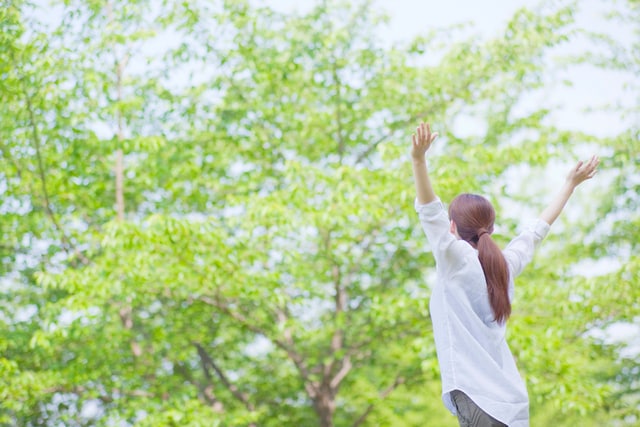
[268,0,636,137]
[31,0,636,137]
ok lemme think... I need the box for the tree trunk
[107,1,126,221]
[313,384,336,427]
[115,148,124,220]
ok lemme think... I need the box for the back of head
[449,194,510,324]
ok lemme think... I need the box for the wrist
[412,155,426,163]
[564,180,577,192]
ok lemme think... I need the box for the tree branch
[18,73,90,266]
[329,355,352,389]
[166,234,321,400]
[322,228,350,390]
[106,1,128,222]
[331,262,345,353]
[118,305,142,357]
[174,359,222,409]
[333,60,345,161]
[194,342,255,413]
[198,295,320,398]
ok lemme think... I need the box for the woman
[411,121,599,427]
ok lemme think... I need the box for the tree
[0,0,635,426]
[546,0,640,423]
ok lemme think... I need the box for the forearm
[412,157,437,204]
[539,181,575,226]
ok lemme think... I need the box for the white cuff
[530,219,551,240]
[414,197,444,215]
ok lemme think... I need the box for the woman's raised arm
[539,155,600,226]
[411,122,439,205]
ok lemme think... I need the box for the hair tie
[477,229,489,238]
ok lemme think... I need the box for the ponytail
[477,231,510,324]
[449,194,511,324]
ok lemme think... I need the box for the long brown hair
[448,194,510,324]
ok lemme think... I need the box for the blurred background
[0,0,638,426]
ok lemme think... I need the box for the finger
[430,132,439,143]
[586,156,599,171]
[575,160,584,172]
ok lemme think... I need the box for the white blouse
[415,198,550,427]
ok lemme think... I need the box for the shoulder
[440,239,475,268]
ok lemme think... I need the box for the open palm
[411,122,438,160]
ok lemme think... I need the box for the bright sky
[32,0,635,136]
[268,0,636,137]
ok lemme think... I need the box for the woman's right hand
[411,122,438,161]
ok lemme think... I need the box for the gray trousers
[450,390,507,427]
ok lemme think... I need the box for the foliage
[0,0,637,426]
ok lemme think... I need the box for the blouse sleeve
[414,198,461,268]
[502,219,551,278]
